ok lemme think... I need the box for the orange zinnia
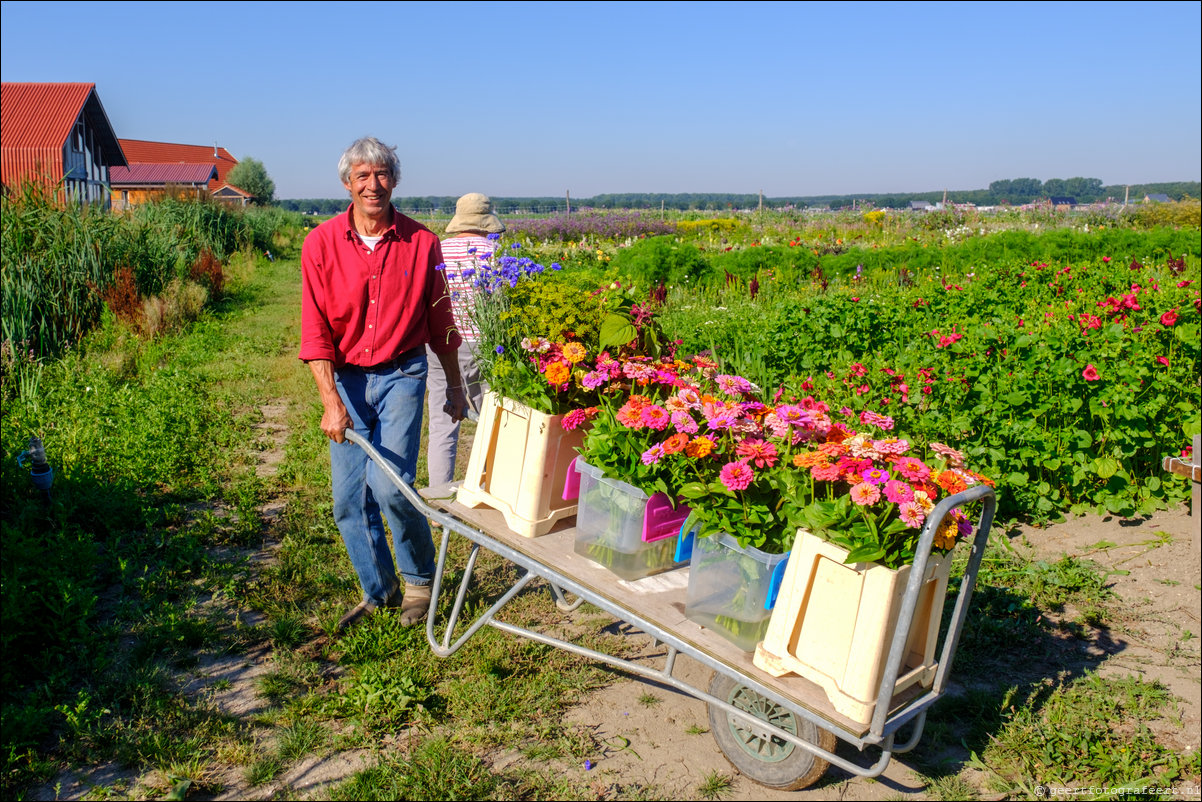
[685,436,715,458]
[544,361,570,385]
[663,433,689,454]
[792,451,826,468]
[935,470,968,495]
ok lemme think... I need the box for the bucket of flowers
[749,416,995,724]
[449,244,662,537]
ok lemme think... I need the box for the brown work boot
[335,599,378,634]
[399,582,432,626]
[336,585,401,634]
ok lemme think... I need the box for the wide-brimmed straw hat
[444,193,505,235]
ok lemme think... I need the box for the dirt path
[498,505,1202,800]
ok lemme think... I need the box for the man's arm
[308,359,353,442]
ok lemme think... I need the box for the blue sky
[2,0,1199,199]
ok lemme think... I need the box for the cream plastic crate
[456,392,585,537]
[753,530,952,725]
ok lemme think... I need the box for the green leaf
[845,545,886,564]
[1093,457,1119,479]
[1006,471,1029,487]
[1001,391,1029,406]
[597,313,639,353]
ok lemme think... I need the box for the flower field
[478,205,1201,523]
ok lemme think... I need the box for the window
[71,122,85,152]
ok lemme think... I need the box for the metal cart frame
[346,429,996,787]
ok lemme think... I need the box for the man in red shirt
[300,136,467,632]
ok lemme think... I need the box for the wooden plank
[423,485,929,739]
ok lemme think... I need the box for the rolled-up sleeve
[299,231,337,362]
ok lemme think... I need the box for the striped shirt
[439,234,494,342]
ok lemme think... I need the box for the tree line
[276,179,1199,215]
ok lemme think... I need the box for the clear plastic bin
[572,460,686,580]
[684,532,790,651]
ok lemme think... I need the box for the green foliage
[225,157,276,205]
[326,738,498,801]
[984,673,1191,792]
[1128,199,1202,229]
[609,236,711,288]
[1,184,290,363]
[659,232,1201,522]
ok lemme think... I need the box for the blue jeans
[331,351,435,605]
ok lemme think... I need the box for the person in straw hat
[425,193,504,486]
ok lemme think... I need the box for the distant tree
[226,157,276,205]
[1042,178,1067,198]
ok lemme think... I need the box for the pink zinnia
[716,374,753,396]
[884,480,914,504]
[850,482,881,506]
[1081,364,1100,381]
[874,437,911,455]
[1156,356,1170,367]
[896,457,930,482]
[861,467,890,485]
[1160,309,1179,326]
[640,405,671,430]
[719,461,754,491]
[561,408,594,431]
[898,501,925,528]
[671,411,699,434]
[930,443,966,468]
[581,370,608,390]
[641,444,666,465]
[735,438,779,468]
[859,410,895,431]
[812,463,842,482]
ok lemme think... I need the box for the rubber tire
[707,673,836,791]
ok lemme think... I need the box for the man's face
[344,162,396,222]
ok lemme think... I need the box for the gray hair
[338,137,401,185]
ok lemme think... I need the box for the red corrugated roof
[118,138,238,190]
[109,162,218,186]
[1,82,126,188]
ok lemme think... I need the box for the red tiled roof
[118,138,238,190]
[1,82,126,187]
[109,162,218,186]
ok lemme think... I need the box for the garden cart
[345,428,997,790]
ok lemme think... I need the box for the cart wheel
[707,673,836,790]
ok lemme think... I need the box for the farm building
[1048,196,1078,208]
[0,82,127,205]
[209,183,253,207]
[117,139,238,190]
[1145,193,1171,203]
[114,138,248,206]
[109,162,217,211]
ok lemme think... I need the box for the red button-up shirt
[299,205,462,367]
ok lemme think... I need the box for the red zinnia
[1160,309,1179,326]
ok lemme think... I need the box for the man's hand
[321,401,354,442]
[444,386,468,423]
[307,359,353,442]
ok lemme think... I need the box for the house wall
[62,112,111,205]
